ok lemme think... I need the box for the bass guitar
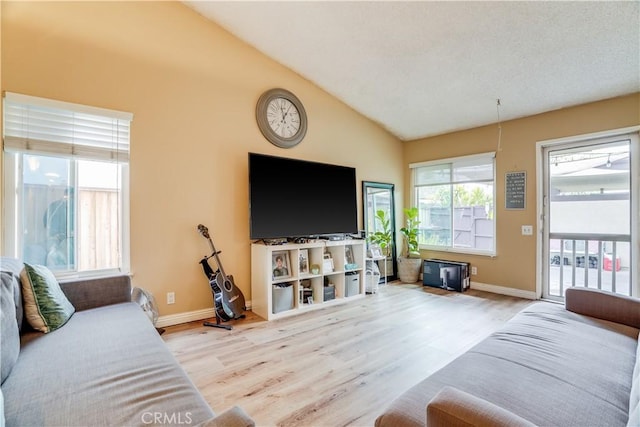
[197,224,246,325]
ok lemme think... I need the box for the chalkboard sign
[505,171,526,210]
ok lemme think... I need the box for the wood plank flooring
[163,283,534,427]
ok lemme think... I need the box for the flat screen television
[248,153,358,240]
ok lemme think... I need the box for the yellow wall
[1,1,403,316]
[404,93,640,295]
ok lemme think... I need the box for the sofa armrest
[427,387,536,427]
[565,287,640,329]
[59,275,132,311]
[196,406,255,427]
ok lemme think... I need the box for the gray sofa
[375,287,640,427]
[1,257,253,427]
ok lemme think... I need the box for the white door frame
[535,126,640,299]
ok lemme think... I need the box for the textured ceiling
[183,1,640,141]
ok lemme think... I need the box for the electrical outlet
[521,225,533,236]
[167,292,175,305]
[471,266,477,275]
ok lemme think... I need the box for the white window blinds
[3,92,132,162]
[411,152,495,186]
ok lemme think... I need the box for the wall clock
[256,88,307,148]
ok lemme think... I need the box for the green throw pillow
[20,263,75,333]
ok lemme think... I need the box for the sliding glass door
[542,132,638,301]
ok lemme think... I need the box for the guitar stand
[204,317,232,330]
[203,313,245,331]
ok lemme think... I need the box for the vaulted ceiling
[183,1,640,141]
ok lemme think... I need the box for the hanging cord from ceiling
[496,98,503,152]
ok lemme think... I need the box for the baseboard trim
[470,281,537,300]
[156,308,214,328]
[156,300,252,328]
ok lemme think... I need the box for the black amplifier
[423,259,470,292]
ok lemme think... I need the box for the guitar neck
[208,237,228,280]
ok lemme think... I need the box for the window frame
[2,93,131,279]
[410,151,496,257]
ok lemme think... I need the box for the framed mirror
[362,181,397,282]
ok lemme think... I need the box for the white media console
[251,239,366,320]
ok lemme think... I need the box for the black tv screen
[249,153,358,240]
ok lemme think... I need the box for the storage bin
[323,286,335,301]
[272,283,294,313]
[345,272,360,297]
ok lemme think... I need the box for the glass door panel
[543,138,632,300]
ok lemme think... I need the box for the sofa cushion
[198,406,255,427]
[628,343,640,427]
[1,387,5,427]
[427,386,536,427]
[0,257,25,332]
[2,302,215,426]
[20,263,75,333]
[60,275,132,311]
[0,272,20,385]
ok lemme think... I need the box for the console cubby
[251,239,366,320]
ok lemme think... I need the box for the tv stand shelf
[251,239,366,320]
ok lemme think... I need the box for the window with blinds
[2,93,133,277]
[411,152,496,255]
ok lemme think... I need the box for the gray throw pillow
[20,263,75,333]
[1,272,20,384]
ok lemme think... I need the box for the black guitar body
[198,257,234,322]
[213,271,246,320]
[197,224,246,326]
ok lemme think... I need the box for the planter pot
[397,257,421,283]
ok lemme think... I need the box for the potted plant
[367,209,392,257]
[398,207,421,282]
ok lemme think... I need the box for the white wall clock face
[256,88,307,148]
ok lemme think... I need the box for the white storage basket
[365,270,381,294]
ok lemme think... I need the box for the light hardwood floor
[163,283,534,427]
